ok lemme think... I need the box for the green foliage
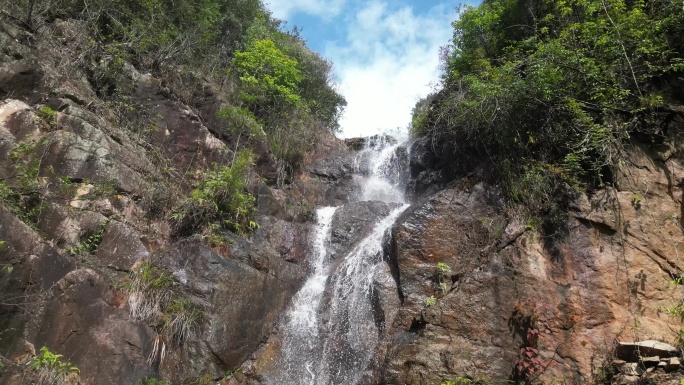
[0,181,37,234]
[216,106,264,139]
[232,35,345,183]
[225,367,241,377]
[281,37,347,131]
[437,262,451,274]
[2,0,346,191]
[30,346,79,385]
[10,138,49,191]
[434,262,452,294]
[424,295,437,307]
[174,150,256,241]
[417,0,684,236]
[137,378,169,385]
[65,220,109,257]
[0,139,47,230]
[235,39,303,108]
[37,106,56,125]
[127,260,202,351]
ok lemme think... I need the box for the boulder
[95,220,150,270]
[666,357,681,372]
[29,268,156,385]
[154,244,306,382]
[616,341,679,361]
[616,362,644,376]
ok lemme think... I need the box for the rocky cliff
[377,134,684,384]
[2,4,684,385]
[228,135,684,385]
[0,12,356,385]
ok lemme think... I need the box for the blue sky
[264,0,473,138]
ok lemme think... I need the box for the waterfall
[268,134,409,385]
[359,135,407,203]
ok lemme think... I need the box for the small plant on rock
[161,298,202,345]
[511,299,549,383]
[37,106,56,125]
[65,220,109,257]
[173,150,257,243]
[127,261,174,322]
[424,295,437,307]
[126,260,202,364]
[435,262,452,294]
[29,346,79,385]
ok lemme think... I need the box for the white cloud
[266,0,347,20]
[324,1,455,138]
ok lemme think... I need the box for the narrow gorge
[1,1,684,385]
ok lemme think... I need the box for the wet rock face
[405,135,462,199]
[154,244,305,381]
[377,183,522,384]
[308,149,360,205]
[327,201,399,261]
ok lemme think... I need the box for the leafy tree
[415,0,684,235]
[234,38,303,109]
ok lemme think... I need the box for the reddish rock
[95,220,150,270]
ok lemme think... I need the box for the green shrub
[37,106,56,125]
[29,346,79,385]
[137,378,169,385]
[174,150,257,240]
[415,0,684,237]
[126,261,201,348]
[216,105,264,139]
[234,38,303,109]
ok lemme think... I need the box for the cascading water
[268,133,409,385]
[358,135,407,203]
[274,206,338,384]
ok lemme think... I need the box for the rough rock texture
[374,136,684,384]
[0,15,358,385]
[378,182,523,384]
[2,10,684,385]
[308,148,360,205]
[405,135,463,199]
[235,133,684,385]
[328,200,398,261]
[151,244,305,383]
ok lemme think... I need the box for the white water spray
[274,206,337,384]
[269,133,410,385]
